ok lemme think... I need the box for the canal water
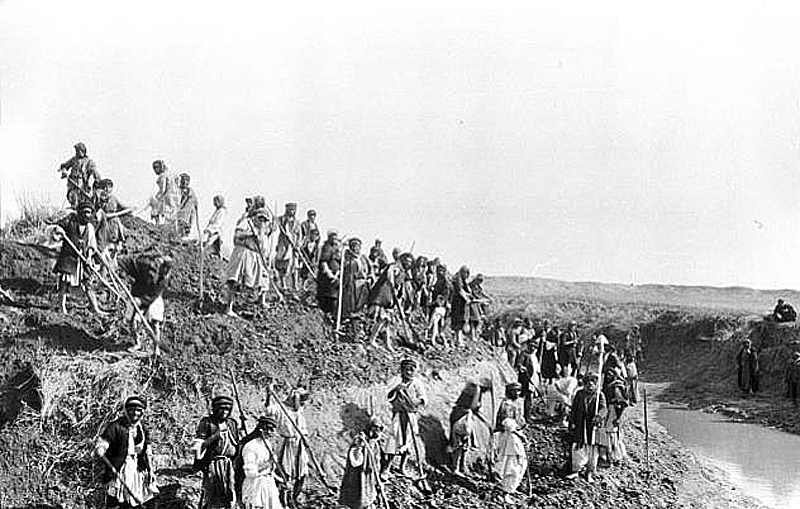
[658,405,800,509]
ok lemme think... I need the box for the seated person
[773,299,797,323]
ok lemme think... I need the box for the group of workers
[52,142,495,356]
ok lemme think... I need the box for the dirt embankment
[0,217,777,509]
[642,311,800,434]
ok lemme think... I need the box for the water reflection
[658,405,800,509]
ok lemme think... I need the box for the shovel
[409,422,433,496]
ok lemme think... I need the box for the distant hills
[486,276,800,315]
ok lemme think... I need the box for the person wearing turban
[193,395,241,508]
[241,415,284,509]
[51,201,104,315]
[149,160,180,225]
[93,396,158,508]
[59,141,100,208]
[203,195,228,259]
[383,358,427,479]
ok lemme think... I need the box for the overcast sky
[2,1,800,290]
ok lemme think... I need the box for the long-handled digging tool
[98,255,163,357]
[229,369,249,434]
[246,218,284,304]
[195,204,204,299]
[266,385,337,495]
[335,243,348,334]
[59,233,122,301]
[99,455,144,506]
[409,422,433,496]
[643,387,650,478]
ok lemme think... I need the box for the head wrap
[400,358,417,370]
[124,396,146,410]
[307,209,316,216]
[248,207,270,220]
[285,202,297,210]
[213,195,225,207]
[348,238,362,248]
[152,159,165,170]
[179,173,190,185]
[211,395,234,409]
[257,415,277,428]
[74,142,87,153]
[327,229,338,239]
[77,201,95,214]
[251,195,266,210]
[99,178,114,189]
[368,416,384,430]
[399,252,414,263]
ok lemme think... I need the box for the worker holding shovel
[116,250,173,355]
[93,396,159,508]
[382,359,428,482]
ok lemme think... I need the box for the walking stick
[99,455,144,506]
[266,385,336,494]
[194,204,204,300]
[59,233,121,300]
[593,340,606,441]
[643,387,650,475]
[335,244,347,334]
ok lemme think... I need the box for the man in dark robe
[339,418,385,509]
[558,321,582,376]
[736,339,760,394]
[316,230,341,315]
[193,396,240,509]
[567,374,607,483]
[448,380,491,476]
[93,396,158,508]
[450,266,474,347]
[785,352,800,404]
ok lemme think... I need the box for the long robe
[339,434,382,509]
[241,438,283,509]
[97,417,158,507]
[569,388,607,448]
[193,417,240,509]
[493,429,527,494]
[737,346,760,393]
[276,407,309,482]
[385,378,427,455]
[450,274,471,331]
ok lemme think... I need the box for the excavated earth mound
[0,216,768,509]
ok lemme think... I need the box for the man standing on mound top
[224,204,274,317]
[118,249,173,356]
[93,396,159,508]
[275,202,302,295]
[52,201,105,315]
[192,395,240,509]
[59,141,100,208]
[382,358,427,479]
